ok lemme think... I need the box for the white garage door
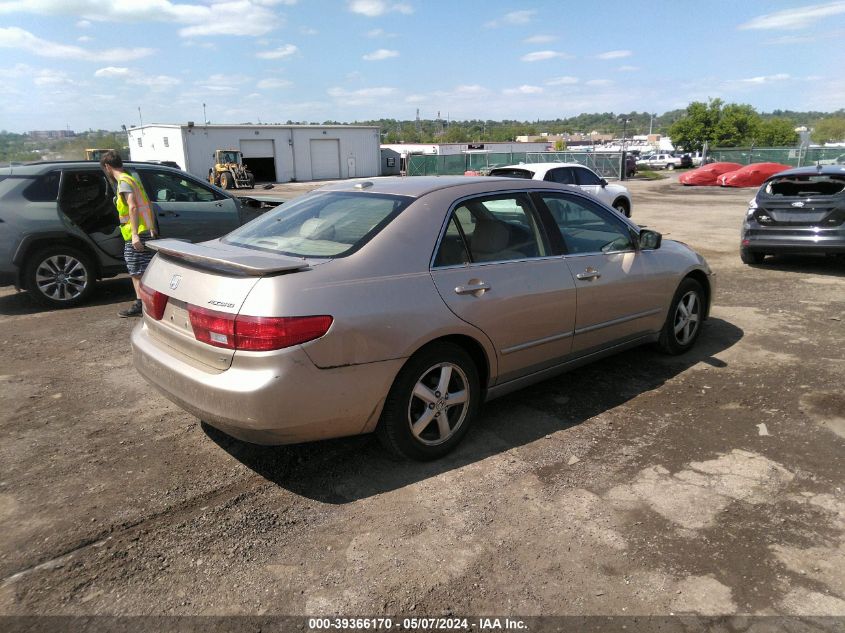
[310,139,340,180]
[240,139,275,158]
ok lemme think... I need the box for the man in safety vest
[100,151,158,317]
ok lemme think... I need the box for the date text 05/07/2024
[307,617,528,630]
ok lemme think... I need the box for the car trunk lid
[756,174,845,227]
[140,240,311,370]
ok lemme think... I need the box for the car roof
[489,163,592,176]
[309,175,600,198]
[0,161,183,177]
[765,165,845,179]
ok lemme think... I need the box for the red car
[679,162,744,186]
[717,163,792,188]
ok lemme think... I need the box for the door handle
[454,281,490,296]
[158,211,180,217]
[576,268,601,281]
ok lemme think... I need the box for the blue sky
[0,0,843,132]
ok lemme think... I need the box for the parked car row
[680,162,792,188]
[0,161,280,307]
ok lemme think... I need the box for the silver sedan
[132,177,714,460]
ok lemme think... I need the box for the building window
[137,137,143,147]
[163,137,169,148]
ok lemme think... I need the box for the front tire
[613,198,631,217]
[377,343,480,460]
[25,246,96,308]
[740,248,765,265]
[667,163,675,171]
[657,278,705,355]
[220,171,233,189]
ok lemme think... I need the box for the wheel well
[418,334,491,393]
[684,270,711,319]
[612,197,630,211]
[17,236,102,282]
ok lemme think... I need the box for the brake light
[187,306,332,351]
[139,282,168,320]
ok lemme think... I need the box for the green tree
[812,117,845,143]
[756,118,799,146]
[668,99,724,152]
[713,103,761,147]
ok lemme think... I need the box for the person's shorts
[123,231,155,277]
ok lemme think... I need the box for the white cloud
[363,48,399,60]
[545,76,579,85]
[0,27,152,60]
[76,19,91,28]
[95,66,130,78]
[739,1,845,30]
[597,49,632,59]
[366,27,396,38]
[585,79,613,87]
[130,75,181,90]
[503,85,543,95]
[328,85,396,104]
[765,28,845,44]
[520,50,570,62]
[453,84,488,95]
[300,27,318,35]
[33,69,71,86]
[77,35,92,42]
[256,78,292,89]
[485,10,535,28]
[347,1,413,17]
[524,34,556,44]
[617,65,639,72]
[0,0,285,38]
[256,44,298,59]
[731,73,791,85]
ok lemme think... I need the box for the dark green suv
[0,161,277,307]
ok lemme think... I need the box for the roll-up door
[240,139,276,182]
[310,139,341,180]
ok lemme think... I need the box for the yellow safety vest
[115,172,155,241]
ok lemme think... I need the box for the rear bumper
[741,225,845,254]
[131,322,405,445]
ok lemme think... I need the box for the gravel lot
[1,173,843,621]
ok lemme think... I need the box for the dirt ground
[1,173,844,622]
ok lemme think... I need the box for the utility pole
[649,113,656,136]
[138,106,143,128]
[203,103,207,125]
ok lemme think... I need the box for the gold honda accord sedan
[132,177,714,460]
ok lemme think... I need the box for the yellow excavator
[208,149,255,189]
[85,148,115,161]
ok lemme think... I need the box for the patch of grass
[637,170,666,180]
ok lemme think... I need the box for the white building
[127,123,382,183]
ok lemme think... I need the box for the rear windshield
[222,191,412,258]
[765,174,845,197]
[489,169,533,179]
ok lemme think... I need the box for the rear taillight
[187,306,332,351]
[139,282,168,320]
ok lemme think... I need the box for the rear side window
[23,171,61,202]
[546,167,575,184]
[223,191,411,258]
[574,167,602,186]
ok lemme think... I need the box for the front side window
[540,193,634,254]
[224,191,411,258]
[574,167,602,186]
[138,169,222,203]
[434,194,547,265]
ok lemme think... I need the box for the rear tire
[657,278,705,355]
[376,343,480,461]
[25,245,96,308]
[220,171,233,189]
[740,248,765,265]
[667,163,675,171]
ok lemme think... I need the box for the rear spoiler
[147,239,310,276]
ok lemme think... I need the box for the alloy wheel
[35,254,89,302]
[407,362,470,446]
[673,290,700,346]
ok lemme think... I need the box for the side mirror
[639,229,662,250]
[599,178,608,187]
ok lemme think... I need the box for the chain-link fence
[706,146,845,167]
[407,151,624,179]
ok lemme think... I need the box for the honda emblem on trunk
[791,202,805,207]
[169,274,182,290]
